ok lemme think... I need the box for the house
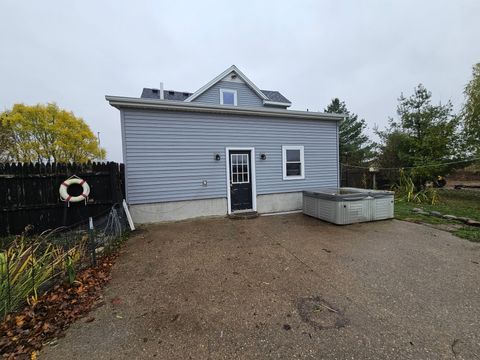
[106,65,343,223]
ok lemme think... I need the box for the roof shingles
[141,88,290,105]
[260,90,291,104]
[141,88,192,101]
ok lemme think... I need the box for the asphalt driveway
[42,214,480,359]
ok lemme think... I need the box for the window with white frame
[282,146,305,180]
[220,89,237,106]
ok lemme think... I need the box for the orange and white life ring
[59,177,90,203]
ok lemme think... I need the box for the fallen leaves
[0,254,117,359]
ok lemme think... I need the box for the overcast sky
[1,1,479,161]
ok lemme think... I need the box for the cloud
[1,0,479,160]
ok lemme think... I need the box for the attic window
[220,89,237,106]
[152,89,159,93]
[183,92,190,96]
[168,91,175,95]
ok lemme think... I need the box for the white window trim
[282,145,305,180]
[220,88,238,106]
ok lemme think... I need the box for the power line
[341,157,480,171]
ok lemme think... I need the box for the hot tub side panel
[337,200,373,224]
[372,195,394,220]
[303,194,337,223]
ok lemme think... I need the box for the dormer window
[220,89,237,106]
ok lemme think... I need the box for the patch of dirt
[296,296,348,330]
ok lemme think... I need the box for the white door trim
[225,147,257,214]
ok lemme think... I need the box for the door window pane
[231,153,250,184]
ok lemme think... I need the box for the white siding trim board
[120,110,130,202]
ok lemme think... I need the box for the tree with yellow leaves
[0,119,13,162]
[0,103,106,163]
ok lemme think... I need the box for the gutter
[105,96,344,121]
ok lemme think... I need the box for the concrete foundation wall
[257,192,303,214]
[130,192,303,224]
[130,198,227,224]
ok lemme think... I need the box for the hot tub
[302,187,394,225]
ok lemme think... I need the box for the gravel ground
[41,214,480,359]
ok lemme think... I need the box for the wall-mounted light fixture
[214,153,221,161]
[260,154,267,160]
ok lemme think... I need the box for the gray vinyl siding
[121,109,339,205]
[193,81,264,107]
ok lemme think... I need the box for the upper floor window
[282,145,305,180]
[220,89,237,106]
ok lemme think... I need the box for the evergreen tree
[324,98,373,165]
[376,84,461,185]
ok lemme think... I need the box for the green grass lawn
[394,189,480,242]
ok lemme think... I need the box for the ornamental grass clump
[0,233,84,318]
[393,169,439,205]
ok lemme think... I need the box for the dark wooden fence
[0,162,125,236]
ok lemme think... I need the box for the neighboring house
[106,65,343,223]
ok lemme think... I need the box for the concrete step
[228,211,259,220]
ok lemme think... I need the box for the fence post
[109,162,122,204]
[89,217,96,266]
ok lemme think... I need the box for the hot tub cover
[303,187,394,201]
